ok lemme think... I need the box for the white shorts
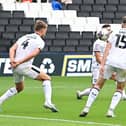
[92,67,100,84]
[13,65,40,83]
[104,64,126,82]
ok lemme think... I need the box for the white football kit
[13,33,45,83]
[92,39,106,84]
[104,28,126,82]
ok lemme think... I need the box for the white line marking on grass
[0,114,121,126]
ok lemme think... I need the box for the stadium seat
[69,32,82,39]
[93,5,105,12]
[35,18,48,23]
[67,4,80,11]
[56,32,69,39]
[58,25,70,32]
[77,12,90,17]
[9,18,22,25]
[51,10,65,19]
[105,5,117,12]
[79,39,92,46]
[82,32,94,39]
[53,39,66,46]
[63,10,77,18]
[63,46,76,52]
[2,32,15,39]
[95,0,107,4]
[103,12,115,19]
[82,0,94,4]
[48,25,57,32]
[80,5,92,12]
[15,2,29,16]
[6,25,19,32]
[50,47,62,52]
[2,3,16,11]
[66,39,79,46]
[15,32,26,39]
[90,12,102,18]
[19,25,32,33]
[26,3,42,18]
[61,17,74,25]
[72,0,82,4]
[48,17,62,25]
[44,39,52,46]
[0,11,11,18]
[44,32,56,39]
[107,0,119,4]
[115,12,126,19]
[22,18,34,25]
[0,18,9,25]
[12,11,25,18]
[0,25,5,32]
[120,0,126,4]
[76,46,89,52]
[118,5,126,12]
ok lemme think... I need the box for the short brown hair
[34,20,47,31]
[122,16,126,23]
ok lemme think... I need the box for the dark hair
[34,20,47,31]
[102,24,111,28]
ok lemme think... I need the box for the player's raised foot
[106,109,115,118]
[79,106,89,117]
[76,90,82,100]
[79,111,88,117]
[44,102,58,112]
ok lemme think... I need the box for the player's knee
[44,75,51,81]
[16,83,24,93]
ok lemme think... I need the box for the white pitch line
[0,114,121,126]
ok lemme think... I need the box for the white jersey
[14,33,45,67]
[106,28,126,69]
[92,39,107,69]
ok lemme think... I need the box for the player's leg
[36,71,58,112]
[76,68,99,99]
[122,88,126,100]
[27,65,58,112]
[107,69,126,117]
[79,65,113,117]
[0,74,24,105]
[79,77,106,117]
[111,72,126,100]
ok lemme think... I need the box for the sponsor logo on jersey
[61,55,92,76]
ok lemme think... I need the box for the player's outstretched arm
[100,42,111,75]
[9,43,18,68]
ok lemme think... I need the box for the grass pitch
[0,76,125,126]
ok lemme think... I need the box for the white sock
[80,88,91,96]
[122,89,126,97]
[43,80,52,105]
[0,87,17,105]
[84,88,99,111]
[109,91,122,111]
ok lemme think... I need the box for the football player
[0,20,58,112]
[79,16,126,117]
[76,24,126,100]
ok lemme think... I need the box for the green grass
[0,76,126,126]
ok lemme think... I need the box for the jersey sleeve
[93,41,101,52]
[36,38,45,51]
